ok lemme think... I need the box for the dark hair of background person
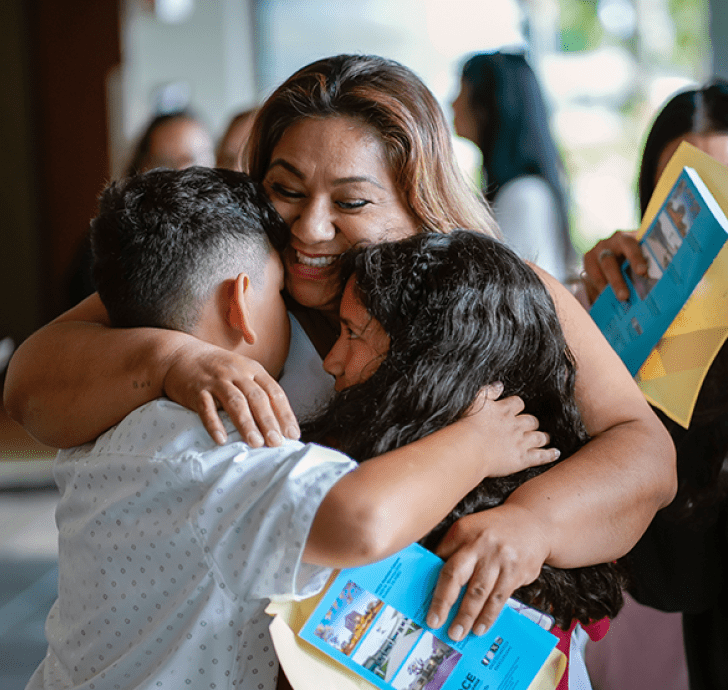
[216,107,258,170]
[245,53,499,238]
[638,79,728,216]
[636,80,728,522]
[302,230,625,628]
[90,166,288,332]
[459,52,569,218]
[124,109,214,177]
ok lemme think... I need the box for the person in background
[6,54,676,643]
[581,79,728,690]
[124,109,215,176]
[216,107,258,170]
[451,51,577,283]
[67,109,216,305]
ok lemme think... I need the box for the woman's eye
[269,182,304,199]
[337,199,370,210]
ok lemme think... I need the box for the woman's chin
[286,278,339,313]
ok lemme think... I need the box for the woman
[5,54,675,638]
[451,51,576,282]
[582,79,728,690]
[306,230,625,687]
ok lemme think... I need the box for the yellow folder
[634,141,728,427]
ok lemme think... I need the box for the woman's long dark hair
[303,230,624,627]
[637,80,728,523]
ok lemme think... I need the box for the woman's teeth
[296,251,336,267]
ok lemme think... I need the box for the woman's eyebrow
[267,160,385,190]
[332,175,385,190]
[267,159,304,179]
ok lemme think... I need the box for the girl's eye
[340,322,360,340]
[269,182,304,199]
[336,199,370,210]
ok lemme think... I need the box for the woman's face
[262,117,418,315]
[451,79,479,144]
[323,277,390,391]
[656,132,728,182]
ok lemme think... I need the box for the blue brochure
[298,543,558,690]
[590,166,728,376]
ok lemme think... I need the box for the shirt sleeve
[191,441,357,603]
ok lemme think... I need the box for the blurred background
[0,1,723,687]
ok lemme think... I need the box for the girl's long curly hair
[302,230,624,628]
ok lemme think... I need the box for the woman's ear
[226,273,257,345]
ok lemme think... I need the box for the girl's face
[656,132,728,182]
[322,277,390,391]
[262,117,418,317]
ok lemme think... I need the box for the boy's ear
[226,273,256,345]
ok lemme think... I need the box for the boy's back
[29,398,354,689]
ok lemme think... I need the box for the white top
[493,174,569,282]
[279,313,334,420]
[27,316,352,690]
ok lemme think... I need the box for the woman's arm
[3,294,299,448]
[303,388,559,569]
[425,266,677,640]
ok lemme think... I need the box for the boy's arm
[303,389,558,568]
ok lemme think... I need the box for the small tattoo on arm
[132,380,151,390]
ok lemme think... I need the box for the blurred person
[581,79,728,690]
[452,51,576,283]
[125,109,215,176]
[216,107,258,170]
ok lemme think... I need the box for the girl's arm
[303,388,559,569]
[3,294,300,448]
[425,267,677,641]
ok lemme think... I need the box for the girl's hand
[163,339,300,447]
[582,230,644,304]
[468,384,560,477]
[426,504,550,641]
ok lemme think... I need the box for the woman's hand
[426,504,549,641]
[163,339,300,447]
[582,230,644,304]
[468,384,560,476]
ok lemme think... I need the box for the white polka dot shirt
[26,399,356,690]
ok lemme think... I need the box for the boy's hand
[582,230,643,304]
[163,340,300,447]
[466,384,560,477]
[426,504,549,641]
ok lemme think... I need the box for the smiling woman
[260,117,419,316]
[5,54,675,690]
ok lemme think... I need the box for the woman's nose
[292,197,336,244]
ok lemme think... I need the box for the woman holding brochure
[581,79,728,690]
[5,54,674,652]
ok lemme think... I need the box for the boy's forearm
[304,422,486,568]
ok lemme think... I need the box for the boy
[27,167,520,690]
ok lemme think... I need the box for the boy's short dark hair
[91,166,289,332]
